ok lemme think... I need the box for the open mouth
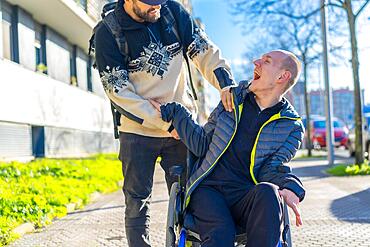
[253,70,261,80]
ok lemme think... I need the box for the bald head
[250,50,302,96]
[275,50,302,92]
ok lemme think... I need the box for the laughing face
[249,51,288,93]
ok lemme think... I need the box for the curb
[90,191,102,202]
[11,191,103,237]
[12,223,35,236]
[66,203,76,213]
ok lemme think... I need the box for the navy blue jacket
[161,82,306,207]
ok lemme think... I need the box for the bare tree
[235,0,369,163]
[327,0,370,164]
[232,0,345,156]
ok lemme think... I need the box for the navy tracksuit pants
[188,182,283,247]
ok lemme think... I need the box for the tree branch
[264,7,322,20]
[334,0,345,5]
[355,0,370,18]
[327,1,344,8]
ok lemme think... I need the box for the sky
[192,0,370,104]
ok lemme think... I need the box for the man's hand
[148,99,180,140]
[221,86,234,112]
[170,129,180,140]
[279,189,303,227]
[149,99,161,112]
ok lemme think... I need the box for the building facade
[0,0,209,160]
[290,86,366,126]
[0,0,120,160]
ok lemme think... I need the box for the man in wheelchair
[150,50,305,247]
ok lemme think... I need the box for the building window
[2,2,13,60]
[75,48,88,90]
[45,27,71,84]
[35,23,47,73]
[35,42,41,65]
[87,56,93,92]
[2,20,12,60]
[70,45,78,86]
[75,0,87,11]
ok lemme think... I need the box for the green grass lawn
[326,160,370,176]
[0,154,122,246]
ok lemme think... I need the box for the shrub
[326,160,370,176]
[0,154,122,246]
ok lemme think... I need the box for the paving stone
[10,158,370,247]
[10,168,168,247]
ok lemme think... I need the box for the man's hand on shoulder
[279,189,303,227]
[221,86,234,112]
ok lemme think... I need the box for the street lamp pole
[320,0,335,165]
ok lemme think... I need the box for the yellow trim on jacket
[249,112,301,184]
[185,99,243,207]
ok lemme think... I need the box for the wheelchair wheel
[166,182,179,247]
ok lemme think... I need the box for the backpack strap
[101,11,131,139]
[162,5,198,100]
[88,1,119,65]
[102,12,130,64]
[110,103,120,139]
[102,2,117,18]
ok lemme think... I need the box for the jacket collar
[234,80,300,119]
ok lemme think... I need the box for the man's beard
[133,3,160,23]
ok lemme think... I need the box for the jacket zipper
[185,99,242,207]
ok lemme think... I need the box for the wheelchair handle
[169,165,184,184]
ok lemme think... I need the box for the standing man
[94,0,235,246]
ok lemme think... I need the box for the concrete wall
[0,58,117,159]
[44,126,116,158]
[91,64,105,97]
[0,59,113,133]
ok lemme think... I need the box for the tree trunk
[345,0,364,164]
[303,58,312,156]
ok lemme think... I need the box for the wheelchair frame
[166,166,293,247]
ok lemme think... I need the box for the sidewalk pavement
[10,157,370,247]
[290,157,370,247]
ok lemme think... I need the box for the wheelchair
[166,164,293,247]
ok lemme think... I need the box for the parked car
[347,114,370,158]
[302,116,349,150]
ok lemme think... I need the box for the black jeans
[188,182,283,247]
[119,132,187,247]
